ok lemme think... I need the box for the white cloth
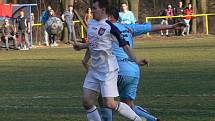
[87,18,119,81]
[83,69,119,97]
[86,106,101,121]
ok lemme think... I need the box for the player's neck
[97,14,108,21]
[123,10,129,13]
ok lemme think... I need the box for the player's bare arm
[151,22,186,31]
[73,42,88,51]
[122,45,149,66]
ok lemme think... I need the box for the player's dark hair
[109,7,119,20]
[121,2,128,5]
[93,0,109,13]
[68,5,73,7]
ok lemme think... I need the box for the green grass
[0,35,215,121]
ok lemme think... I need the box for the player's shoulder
[128,11,135,15]
[113,23,126,30]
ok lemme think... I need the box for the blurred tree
[129,0,139,22]
[192,0,197,34]
[200,0,207,33]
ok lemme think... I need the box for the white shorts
[83,69,119,98]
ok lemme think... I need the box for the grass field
[0,35,215,121]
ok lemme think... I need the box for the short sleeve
[105,20,128,47]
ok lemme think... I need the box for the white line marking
[0,94,215,99]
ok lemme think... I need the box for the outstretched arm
[106,20,148,66]
[151,22,186,31]
[125,22,186,37]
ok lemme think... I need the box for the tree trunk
[185,0,190,6]
[200,0,207,33]
[109,0,120,9]
[192,0,197,34]
[129,0,139,22]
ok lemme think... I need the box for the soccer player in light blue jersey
[118,2,136,24]
[98,8,186,121]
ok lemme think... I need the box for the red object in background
[184,8,193,20]
[0,3,12,17]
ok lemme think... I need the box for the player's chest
[87,25,112,49]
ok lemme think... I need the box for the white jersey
[87,18,121,81]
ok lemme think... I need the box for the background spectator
[182,3,193,36]
[84,8,93,25]
[16,10,30,50]
[118,2,136,24]
[41,5,52,46]
[48,9,58,47]
[174,1,184,36]
[160,9,168,36]
[160,4,174,36]
[30,13,35,25]
[1,19,18,50]
[61,5,76,44]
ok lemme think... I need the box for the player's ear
[102,8,106,13]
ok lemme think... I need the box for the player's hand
[82,59,89,70]
[73,42,83,51]
[136,59,149,66]
[173,22,186,30]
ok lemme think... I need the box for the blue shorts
[117,75,139,100]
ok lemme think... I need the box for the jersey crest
[98,28,106,36]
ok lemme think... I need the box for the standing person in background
[62,5,76,44]
[83,8,93,43]
[41,5,52,46]
[29,12,35,48]
[2,19,18,50]
[118,2,136,24]
[16,10,30,50]
[31,13,35,25]
[159,9,167,36]
[182,3,192,36]
[174,1,184,36]
[160,4,174,36]
[48,9,58,47]
[84,8,93,25]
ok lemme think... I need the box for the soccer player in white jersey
[76,0,147,121]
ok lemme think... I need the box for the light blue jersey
[112,22,152,78]
[118,11,136,24]
[101,22,158,121]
